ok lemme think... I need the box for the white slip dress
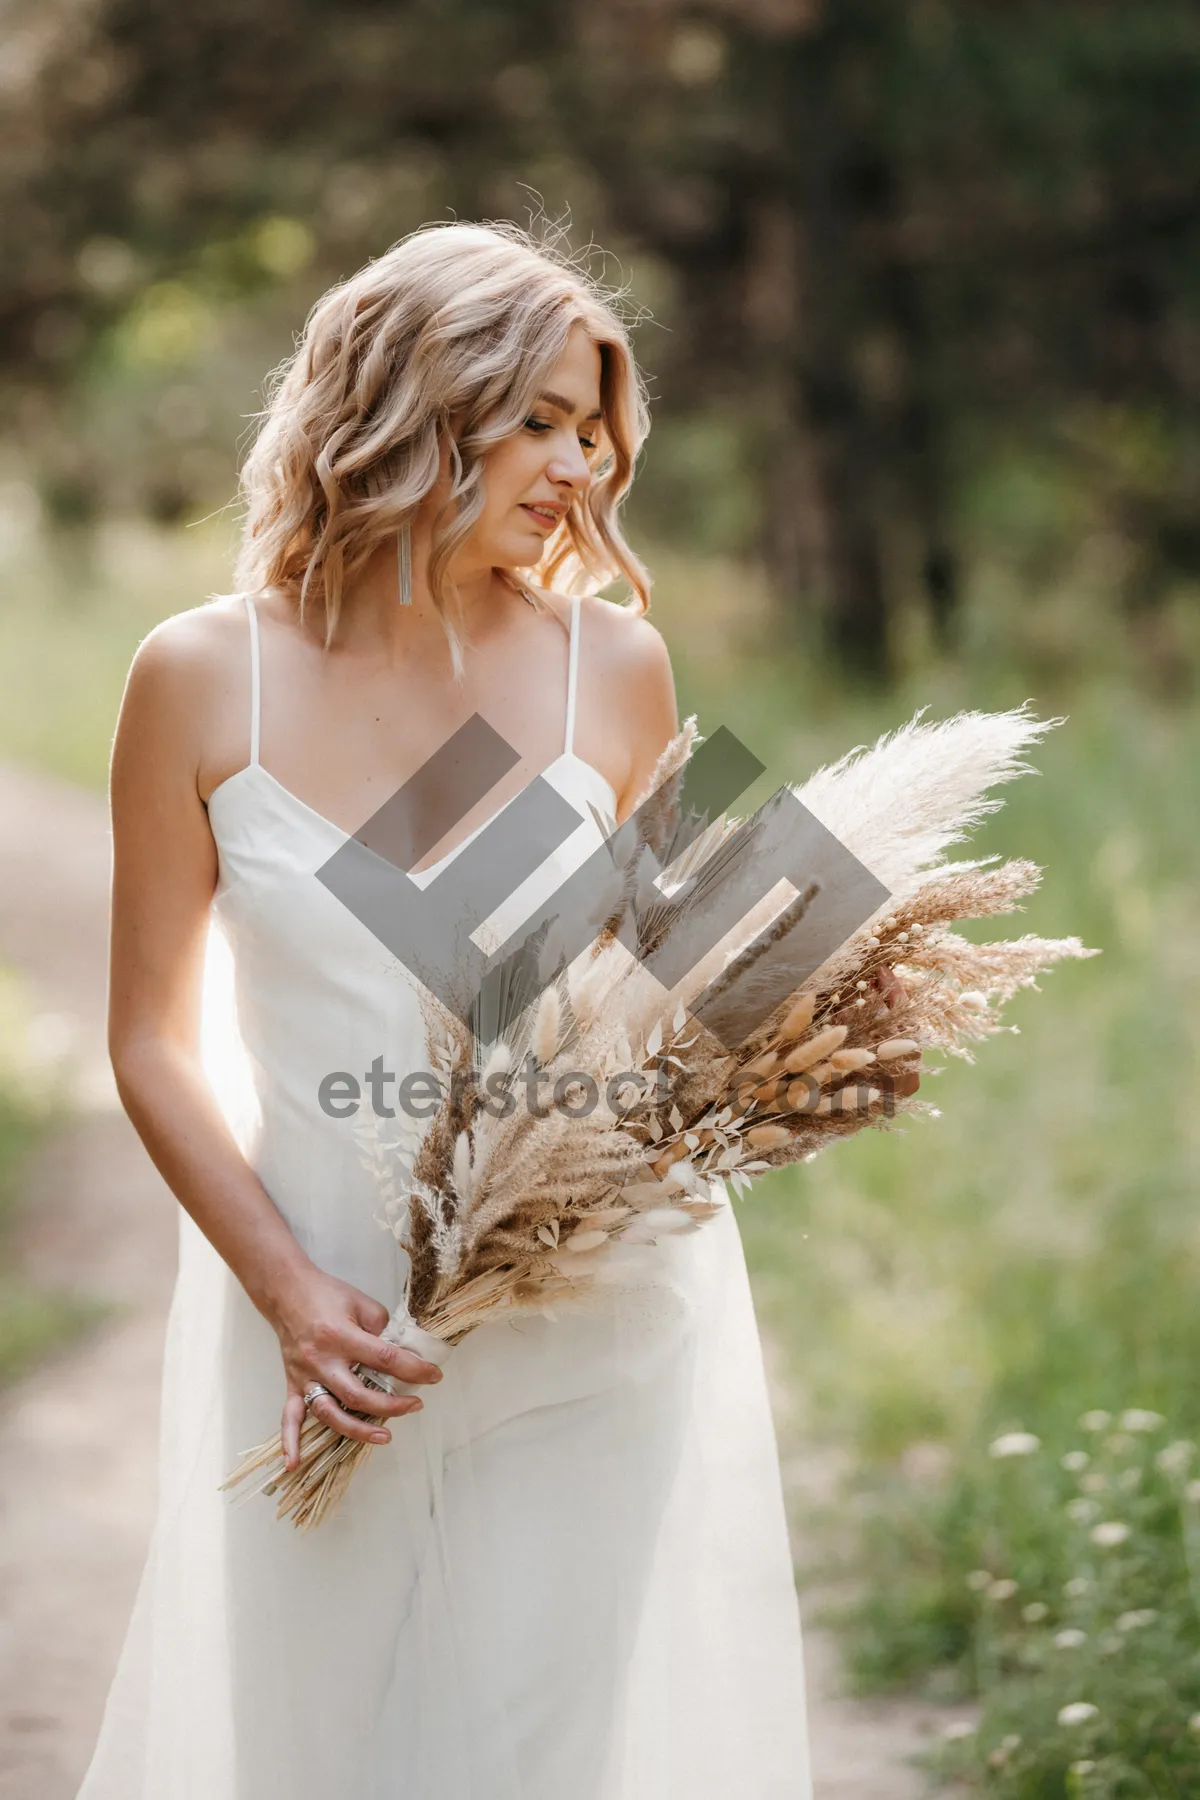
[76,591,813,1800]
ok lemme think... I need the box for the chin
[498,536,545,570]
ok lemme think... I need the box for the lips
[521,503,561,528]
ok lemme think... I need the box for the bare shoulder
[114,595,255,801]
[536,587,674,688]
[125,593,249,699]
[583,594,676,720]
[582,590,668,659]
[533,588,679,815]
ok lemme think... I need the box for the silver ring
[303,1382,333,1411]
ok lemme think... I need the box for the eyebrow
[536,389,603,422]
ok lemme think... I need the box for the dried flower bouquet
[223,703,1097,1527]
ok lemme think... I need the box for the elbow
[107,1026,189,1114]
[107,1032,153,1114]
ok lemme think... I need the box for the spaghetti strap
[563,593,580,756]
[243,593,261,767]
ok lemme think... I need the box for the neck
[305,531,532,665]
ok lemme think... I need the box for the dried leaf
[564,1228,609,1254]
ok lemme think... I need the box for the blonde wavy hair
[232,218,653,675]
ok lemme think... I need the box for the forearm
[111,1034,315,1322]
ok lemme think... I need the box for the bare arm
[107,611,441,1469]
[611,612,680,824]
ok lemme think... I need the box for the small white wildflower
[1067,1498,1100,1524]
[941,1720,975,1741]
[1061,1450,1090,1472]
[1115,1608,1158,1631]
[1065,1576,1092,1598]
[1090,1520,1130,1547]
[965,1569,994,1591]
[999,1734,1021,1752]
[1097,1631,1124,1656]
[1185,1478,1200,1504]
[1156,1440,1195,1477]
[1118,1467,1142,1492]
[1022,1601,1049,1623]
[987,1577,1018,1601]
[1120,1408,1165,1432]
[1069,1761,1097,1776]
[1189,1713,1200,1736]
[989,1430,1040,1459]
[1081,1472,1108,1494]
[1079,1411,1112,1432]
[1054,1628,1087,1649]
[1057,1702,1099,1727]
[1103,1432,1134,1456]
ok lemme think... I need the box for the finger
[352,1294,390,1335]
[326,1363,428,1420]
[281,1393,305,1472]
[307,1390,402,1447]
[342,1328,444,1387]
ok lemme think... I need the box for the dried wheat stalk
[222,703,1097,1527]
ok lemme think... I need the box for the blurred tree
[1,0,1199,679]
[554,0,1200,674]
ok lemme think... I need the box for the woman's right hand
[266,1264,444,1472]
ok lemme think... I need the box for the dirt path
[0,760,956,1798]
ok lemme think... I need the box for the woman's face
[448,320,604,576]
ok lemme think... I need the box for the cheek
[482,436,541,512]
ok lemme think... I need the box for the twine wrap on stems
[371,1308,453,1397]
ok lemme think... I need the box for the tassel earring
[397,520,413,606]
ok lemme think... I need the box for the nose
[546,430,593,491]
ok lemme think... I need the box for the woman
[81,220,814,1798]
